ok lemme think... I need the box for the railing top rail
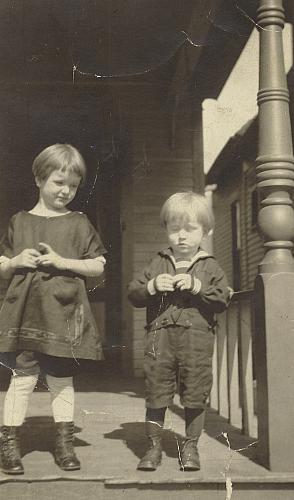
[231,290,254,302]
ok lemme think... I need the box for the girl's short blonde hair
[160,192,215,235]
[32,144,86,183]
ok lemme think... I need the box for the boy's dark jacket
[127,248,230,332]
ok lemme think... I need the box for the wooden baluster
[255,0,294,470]
[210,334,219,412]
[216,312,229,419]
[227,301,242,429]
[239,297,255,437]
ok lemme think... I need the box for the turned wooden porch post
[255,0,294,470]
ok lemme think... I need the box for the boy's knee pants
[143,326,215,409]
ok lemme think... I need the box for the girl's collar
[25,210,72,218]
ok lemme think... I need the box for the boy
[127,192,230,471]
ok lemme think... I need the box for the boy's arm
[193,261,231,313]
[173,269,230,313]
[127,255,164,308]
[196,270,231,313]
[127,270,153,308]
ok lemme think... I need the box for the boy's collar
[159,247,211,264]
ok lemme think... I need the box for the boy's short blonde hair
[160,192,214,235]
[32,144,86,183]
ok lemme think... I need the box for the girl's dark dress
[0,211,106,361]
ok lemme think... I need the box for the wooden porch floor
[0,374,294,497]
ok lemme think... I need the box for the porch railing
[210,290,257,438]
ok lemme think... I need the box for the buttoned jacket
[127,248,230,333]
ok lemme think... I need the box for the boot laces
[2,437,21,460]
[57,442,75,457]
[181,437,199,460]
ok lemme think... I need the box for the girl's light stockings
[3,374,38,426]
[3,374,75,426]
[46,375,74,422]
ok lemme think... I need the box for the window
[231,201,241,291]
[251,188,260,227]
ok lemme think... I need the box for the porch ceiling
[0,0,255,96]
[0,0,197,84]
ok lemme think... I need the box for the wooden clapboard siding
[213,201,234,285]
[120,87,195,376]
[240,162,250,289]
[211,159,264,292]
[211,166,242,288]
[241,161,264,288]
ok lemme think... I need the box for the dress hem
[0,340,104,361]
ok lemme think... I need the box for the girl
[0,144,106,474]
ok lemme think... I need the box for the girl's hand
[0,256,10,265]
[37,242,66,270]
[154,273,175,292]
[173,273,193,291]
[12,249,41,270]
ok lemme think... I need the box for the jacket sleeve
[127,255,161,308]
[196,261,231,313]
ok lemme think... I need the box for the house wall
[211,166,241,288]
[240,161,264,289]
[211,159,263,292]
[119,85,196,377]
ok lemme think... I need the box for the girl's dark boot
[137,421,163,471]
[0,426,24,475]
[54,421,81,471]
[180,409,205,471]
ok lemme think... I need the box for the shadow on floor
[167,402,258,463]
[104,422,183,460]
[20,417,90,457]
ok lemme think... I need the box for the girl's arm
[0,256,13,279]
[37,243,105,278]
[59,256,105,277]
[0,249,41,279]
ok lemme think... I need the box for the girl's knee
[9,373,38,393]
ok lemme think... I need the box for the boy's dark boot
[54,421,81,471]
[180,409,205,471]
[137,421,163,471]
[0,426,24,475]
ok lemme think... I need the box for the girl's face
[36,168,81,212]
[166,217,204,259]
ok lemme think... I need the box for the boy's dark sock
[146,407,167,425]
[184,407,205,436]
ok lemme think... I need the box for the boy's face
[36,168,81,211]
[166,217,204,259]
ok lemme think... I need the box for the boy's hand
[12,249,41,270]
[173,273,193,291]
[37,243,66,270]
[154,273,175,292]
